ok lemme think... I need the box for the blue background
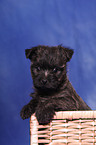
[0,0,96,145]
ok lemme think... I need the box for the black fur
[20,45,91,125]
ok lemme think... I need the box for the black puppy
[20,45,91,124]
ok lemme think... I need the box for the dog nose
[42,79,47,85]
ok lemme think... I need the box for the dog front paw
[20,105,32,120]
[35,108,55,125]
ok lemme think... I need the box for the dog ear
[25,47,38,61]
[65,47,74,62]
[58,45,74,62]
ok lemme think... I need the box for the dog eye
[36,66,40,71]
[53,67,58,73]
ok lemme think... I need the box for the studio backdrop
[0,0,96,145]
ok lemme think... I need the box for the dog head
[25,45,74,93]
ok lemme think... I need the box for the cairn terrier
[20,45,91,125]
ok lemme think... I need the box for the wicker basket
[30,111,96,145]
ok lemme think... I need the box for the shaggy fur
[20,45,91,125]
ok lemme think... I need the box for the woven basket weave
[30,111,96,145]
